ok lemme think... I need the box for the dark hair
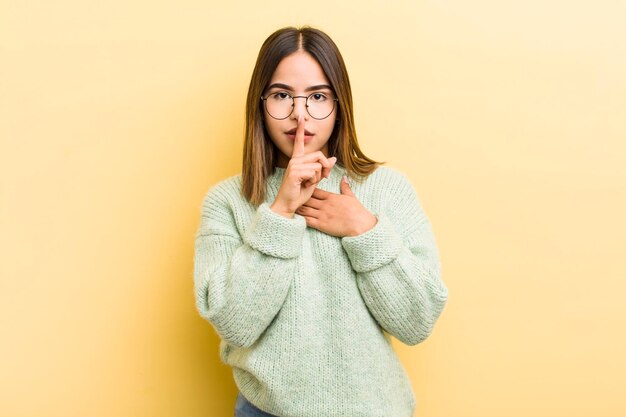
[241,26,384,206]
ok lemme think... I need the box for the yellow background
[2,1,625,416]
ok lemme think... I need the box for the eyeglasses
[260,91,338,120]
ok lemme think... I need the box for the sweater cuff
[243,202,306,259]
[341,212,403,272]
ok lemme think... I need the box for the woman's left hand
[295,176,378,237]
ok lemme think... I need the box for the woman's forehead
[266,82,333,92]
[270,51,330,87]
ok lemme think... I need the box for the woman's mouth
[286,128,314,135]
[285,129,314,142]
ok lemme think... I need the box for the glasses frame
[260,92,339,120]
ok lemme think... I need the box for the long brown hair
[241,26,384,206]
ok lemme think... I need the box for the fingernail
[343,175,348,183]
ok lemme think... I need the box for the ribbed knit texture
[194,164,448,417]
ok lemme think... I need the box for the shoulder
[364,165,417,195]
[365,165,426,219]
[196,174,245,238]
[199,173,243,214]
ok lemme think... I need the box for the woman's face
[262,51,337,168]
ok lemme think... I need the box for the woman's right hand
[270,115,337,218]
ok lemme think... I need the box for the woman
[194,25,449,417]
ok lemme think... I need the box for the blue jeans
[234,392,280,417]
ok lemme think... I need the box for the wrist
[270,202,295,219]
[348,213,378,237]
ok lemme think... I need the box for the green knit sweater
[193,164,448,417]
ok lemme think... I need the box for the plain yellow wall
[2,1,625,416]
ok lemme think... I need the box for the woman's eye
[310,93,327,102]
[271,92,290,100]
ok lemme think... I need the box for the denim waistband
[234,392,280,417]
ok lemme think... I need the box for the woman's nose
[291,96,308,120]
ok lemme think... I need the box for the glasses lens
[307,93,336,119]
[265,92,293,119]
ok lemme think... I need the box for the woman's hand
[295,176,378,237]
[271,115,337,218]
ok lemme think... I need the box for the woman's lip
[286,133,314,142]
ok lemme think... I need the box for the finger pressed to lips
[289,116,335,180]
[291,115,306,158]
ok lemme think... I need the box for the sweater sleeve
[340,173,448,346]
[194,187,306,348]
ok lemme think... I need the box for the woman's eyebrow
[267,83,333,92]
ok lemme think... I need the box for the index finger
[291,114,305,158]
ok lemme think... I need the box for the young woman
[194,26,449,417]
